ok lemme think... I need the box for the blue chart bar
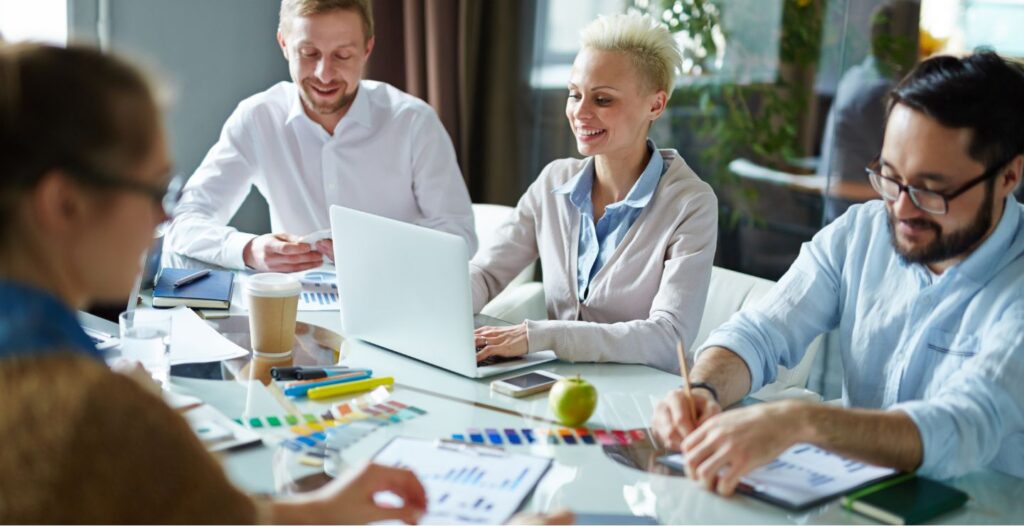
[808,472,834,487]
[473,470,484,484]
[843,459,865,473]
[512,467,528,490]
[474,498,484,509]
[444,468,456,481]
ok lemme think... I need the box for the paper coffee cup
[245,273,301,355]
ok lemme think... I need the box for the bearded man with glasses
[651,51,1024,495]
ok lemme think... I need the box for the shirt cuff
[525,319,558,355]
[225,232,258,270]
[695,331,767,396]
[890,400,954,479]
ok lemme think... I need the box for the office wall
[69,0,286,234]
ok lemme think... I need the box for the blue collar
[554,138,665,212]
[0,280,101,361]
[894,196,1022,282]
[954,195,1021,283]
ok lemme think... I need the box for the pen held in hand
[675,341,697,425]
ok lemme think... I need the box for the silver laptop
[329,205,556,378]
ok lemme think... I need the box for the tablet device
[657,443,899,511]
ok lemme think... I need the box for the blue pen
[281,368,371,386]
[283,370,373,397]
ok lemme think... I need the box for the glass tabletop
[169,314,343,384]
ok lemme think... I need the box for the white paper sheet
[160,306,250,365]
[292,267,340,311]
[372,437,552,524]
[239,267,340,311]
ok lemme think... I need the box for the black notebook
[152,268,234,309]
[843,473,968,524]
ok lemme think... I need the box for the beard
[299,79,355,116]
[888,181,995,265]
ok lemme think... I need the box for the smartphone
[491,370,562,398]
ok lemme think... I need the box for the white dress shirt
[166,80,477,269]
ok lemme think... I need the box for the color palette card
[233,386,428,453]
[450,427,648,447]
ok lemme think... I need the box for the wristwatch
[689,382,719,403]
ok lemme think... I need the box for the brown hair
[279,0,374,43]
[0,44,160,245]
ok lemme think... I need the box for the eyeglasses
[865,157,1008,215]
[69,167,184,219]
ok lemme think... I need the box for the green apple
[549,374,598,427]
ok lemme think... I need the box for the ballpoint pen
[271,365,351,380]
[173,269,211,288]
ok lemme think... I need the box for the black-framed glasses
[68,167,184,219]
[865,157,1008,215]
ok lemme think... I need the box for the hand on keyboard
[474,322,529,364]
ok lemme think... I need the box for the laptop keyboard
[472,314,521,366]
[476,354,523,367]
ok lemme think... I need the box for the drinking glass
[118,309,172,385]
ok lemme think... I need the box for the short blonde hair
[279,0,374,42]
[580,12,682,98]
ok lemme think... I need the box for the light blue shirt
[699,198,1024,479]
[555,139,665,301]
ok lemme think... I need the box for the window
[532,0,628,88]
[0,0,67,45]
[964,0,1024,57]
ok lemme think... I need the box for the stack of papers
[164,306,250,365]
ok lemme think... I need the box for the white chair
[473,204,547,323]
[694,266,823,402]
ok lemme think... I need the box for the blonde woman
[472,13,718,373]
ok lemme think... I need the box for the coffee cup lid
[245,273,301,297]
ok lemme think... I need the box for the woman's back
[0,353,257,524]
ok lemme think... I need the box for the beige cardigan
[470,150,717,373]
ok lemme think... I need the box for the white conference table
[103,258,1024,524]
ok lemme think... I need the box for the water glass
[119,309,172,385]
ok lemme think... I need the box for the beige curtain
[367,0,536,205]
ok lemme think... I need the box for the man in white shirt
[166,0,477,271]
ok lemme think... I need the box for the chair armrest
[479,282,546,324]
